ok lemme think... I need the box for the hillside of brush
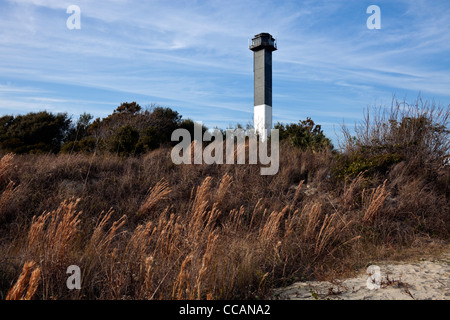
[0,99,448,300]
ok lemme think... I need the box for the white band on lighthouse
[254,104,272,141]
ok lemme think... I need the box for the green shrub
[0,111,71,154]
[333,146,404,180]
[84,103,184,154]
[61,137,98,154]
[275,118,333,151]
[109,125,140,156]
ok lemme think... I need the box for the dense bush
[0,103,205,156]
[335,99,450,180]
[333,146,405,180]
[60,137,98,154]
[0,111,71,154]
[275,118,333,151]
[108,125,140,156]
[60,102,195,155]
[0,104,334,158]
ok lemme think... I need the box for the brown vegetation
[0,101,448,300]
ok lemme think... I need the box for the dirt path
[273,248,450,300]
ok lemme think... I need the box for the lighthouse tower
[249,33,277,141]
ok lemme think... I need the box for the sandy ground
[273,248,450,300]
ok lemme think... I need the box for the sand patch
[273,248,450,300]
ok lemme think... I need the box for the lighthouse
[249,33,277,141]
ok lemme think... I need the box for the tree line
[0,102,333,156]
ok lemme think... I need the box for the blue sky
[1,0,450,145]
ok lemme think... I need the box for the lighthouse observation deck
[249,33,277,51]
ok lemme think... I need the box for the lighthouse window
[253,38,261,47]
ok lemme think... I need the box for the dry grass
[0,154,19,223]
[341,172,366,209]
[139,178,172,216]
[0,181,19,220]
[6,261,41,300]
[0,125,448,300]
[362,180,390,223]
[0,153,14,183]
[27,198,82,264]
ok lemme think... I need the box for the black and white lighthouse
[249,33,277,140]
